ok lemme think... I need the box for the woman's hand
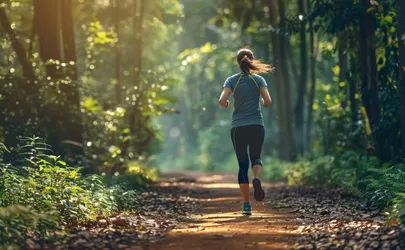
[260,87,272,107]
[219,88,232,108]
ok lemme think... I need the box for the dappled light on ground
[150,172,300,250]
[149,171,405,250]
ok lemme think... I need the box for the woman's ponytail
[237,48,273,75]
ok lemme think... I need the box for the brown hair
[237,48,273,75]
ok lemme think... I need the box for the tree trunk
[127,0,149,155]
[33,0,83,156]
[306,0,316,152]
[33,0,62,77]
[278,0,296,160]
[269,0,288,160]
[294,0,307,155]
[287,40,299,83]
[359,0,383,159]
[0,3,39,148]
[338,31,348,108]
[61,0,83,156]
[349,57,358,126]
[348,28,360,148]
[114,0,121,104]
[398,0,405,160]
[263,8,274,154]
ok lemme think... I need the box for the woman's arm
[219,88,232,108]
[260,87,272,107]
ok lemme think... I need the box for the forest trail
[148,171,300,250]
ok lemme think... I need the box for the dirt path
[38,170,404,249]
[146,170,404,250]
[148,171,300,250]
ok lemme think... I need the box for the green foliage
[104,161,157,190]
[0,205,58,247]
[0,137,152,246]
[277,150,405,227]
[0,137,115,223]
[260,157,291,181]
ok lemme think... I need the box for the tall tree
[278,0,296,160]
[398,0,405,160]
[338,31,348,107]
[359,0,382,158]
[269,0,287,160]
[33,0,83,156]
[294,0,308,155]
[0,2,40,148]
[114,0,122,104]
[306,0,316,150]
[127,0,153,155]
[348,28,359,146]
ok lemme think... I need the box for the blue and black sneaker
[241,202,252,216]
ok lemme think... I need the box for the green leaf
[383,16,392,24]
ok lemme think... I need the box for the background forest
[2,0,405,248]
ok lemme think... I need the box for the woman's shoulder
[226,73,242,81]
[251,74,265,81]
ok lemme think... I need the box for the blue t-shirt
[223,73,268,128]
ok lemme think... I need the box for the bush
[273,148,405,227]
[0,205,58,247]
[0,137,152,246]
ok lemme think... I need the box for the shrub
[0,205,58,247]
[0,137,151,245]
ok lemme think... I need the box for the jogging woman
[218,48,272,216]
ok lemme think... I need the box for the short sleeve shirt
[223,73,268,128]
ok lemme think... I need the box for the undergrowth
[0,137,155,248]
[263,150,405,228]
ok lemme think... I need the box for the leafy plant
[0,137,149,246]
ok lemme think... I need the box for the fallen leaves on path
[267,186,405,250]
[26,186,199,250]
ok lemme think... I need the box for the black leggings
[230,125,265,184]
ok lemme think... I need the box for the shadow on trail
[148,170,300,250]
[147,170,405,250]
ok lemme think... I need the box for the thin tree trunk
[294,0,307,155]
[306,0,316,151]
[397,0,405,160]
[28,9,36,59]
[263,9,274,154]
[114,0,121,103]
[359,0,382,159]
[61,0,83,155]
[269,0,288,160]
[338,31,348,107]
[349,57,358,125]
[287,40,299,82]
[128,0,142,136]
[348,28,360,147]
[278,0,296,160]
[0,2,39,148]
[127,0,149,155]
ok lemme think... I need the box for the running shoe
[241,202,252,216]
[253,177,265,201]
